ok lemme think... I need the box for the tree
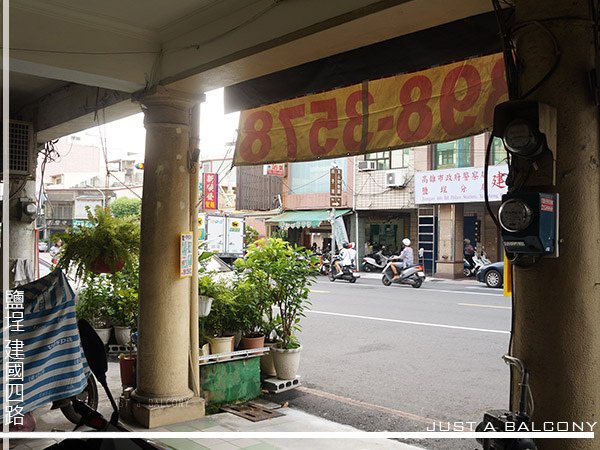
[244,224,259,246]
[110,197,141,218]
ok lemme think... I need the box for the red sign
[263,163,286,177]
[540,196,554,212]
[203,173,218,210]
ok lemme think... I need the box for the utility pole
[512,1,600,449]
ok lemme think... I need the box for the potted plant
[233,279,268,350]
[76,273,113,345]
[56,206,140,279]
[202,277,237,357]
[110,265,139,346]
[237,238,317,380]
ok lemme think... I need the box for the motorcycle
[329,255,360,283]
[381,258,425,288]
[362,250,392,272]
[319,252,331,276]
[463,251,491,277]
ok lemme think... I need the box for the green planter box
[200,356,261,407]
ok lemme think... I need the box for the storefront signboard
[415,165,509,204]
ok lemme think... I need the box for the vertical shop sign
[203,173,218,210]
[330,167,343,207]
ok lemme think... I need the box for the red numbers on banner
[238,110,273,162]
[238,57,506,163]
[440,64,481,135]
[344,89,373,153]
[396,75,433,142]
[279,104,305,159]
[309,98,338,156]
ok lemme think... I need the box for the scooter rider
[391,238,413,280]
[334,242,356,277]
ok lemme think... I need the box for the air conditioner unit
[386,169,409,188]
[1,120,35,180]
[358,160,376,171]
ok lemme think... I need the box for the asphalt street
[266,275,512,450]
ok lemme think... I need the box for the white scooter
[463,251,492,277]
[362,250,392,272]
[381,258,426,288]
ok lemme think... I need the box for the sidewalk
[11,362,425,450]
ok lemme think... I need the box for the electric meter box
[499,192,558,256]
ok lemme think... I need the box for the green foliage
[234,238,317,349]
[76,262,139,330]
[198,274,225,299]
[110,197,142,219]
[203,276,238,338]
[76,274,113,328]
[270,228,288,240]
[110,264,139,329]
[232,278,269,338]
[244,225,259,246]
[57,206,140,279]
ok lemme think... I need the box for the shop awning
[266,209,351,229]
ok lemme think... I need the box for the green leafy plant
[110,197,142,218]
[76,273,114,328]
[234,238,317,349]
[57,206,140,279]
[203,279,238,339]
[244,224,259,246]
[110,264,139,330]
[198,274,224,299]
[232,279,269,338]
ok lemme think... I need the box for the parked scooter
[319,252,331,276]
[45,319,166,449]
[381,258,426,288]
[362,250,392,272]
[329,255,360,283]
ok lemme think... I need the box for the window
[433,138,472,169]
[49,203,73,219]
[289,158,347,194]
[365,149,410,170]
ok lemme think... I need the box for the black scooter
[45,319,166,450]
[328,256,360,283]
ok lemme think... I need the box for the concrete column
[512,2,600,448]
[131,86,204,428]
[435,203,464,278]
[8,180,37,286]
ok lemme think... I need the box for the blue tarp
[1,269,89,416]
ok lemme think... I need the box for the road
[267,275,512,450]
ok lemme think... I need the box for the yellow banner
[234,53,507,166]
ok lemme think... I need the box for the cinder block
[262,376,301,393]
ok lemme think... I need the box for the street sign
[330,167,342,207]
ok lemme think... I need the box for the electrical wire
[483,137,502,230]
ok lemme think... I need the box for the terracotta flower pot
[260,342,278,378]
[240,334,265,350]
[119,356,136,387]
[90,257,125,274]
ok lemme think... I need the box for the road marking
[310,289,330,294]
[417,287,505,297]
[308,310,510,335]
[296,386,454,429]
[458,303,511,310]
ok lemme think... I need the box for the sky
[73,87,240,161]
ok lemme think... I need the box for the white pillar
[131,86,204,428]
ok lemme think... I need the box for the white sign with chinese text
[415,165,509,204]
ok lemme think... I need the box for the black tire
[349,277,357,283]
[463,268,471,277]
[411,279,423,289]
[60,376,99,424]
[381,276,392,287]
[329,271,336,282]
[485,269,503,288]
[363,264,371,272]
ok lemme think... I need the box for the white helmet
[402,238,411,246]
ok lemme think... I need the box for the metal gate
[418,206,437,275]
